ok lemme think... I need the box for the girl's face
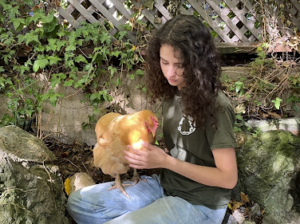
[160,44,185,90]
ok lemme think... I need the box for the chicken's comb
[150,116,159,126]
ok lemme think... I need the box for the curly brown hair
[145,14,222,128]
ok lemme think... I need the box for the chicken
[93,110,159,198]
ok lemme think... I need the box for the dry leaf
[268,111,281,119]
[262,113,269,119]
[241,192,250,203]
[231,201,245,211]
[282,62,290,68]
[64,178,71,196]
[243,207,251,217]
[235,132,246,148]
[228,202,232,210]
[234,104,246,114]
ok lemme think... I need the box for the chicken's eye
[144,122,151,133]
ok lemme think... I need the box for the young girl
[67,14,237,224]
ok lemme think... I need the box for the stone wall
[0,70,162,146]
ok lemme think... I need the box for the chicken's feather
[93,110,159,195]
[95,112,122,144]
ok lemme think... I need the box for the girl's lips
[168,79,176,83]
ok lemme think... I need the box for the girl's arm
[125,142,237,189]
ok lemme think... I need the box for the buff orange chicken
[93,110,159,198]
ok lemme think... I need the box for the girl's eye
[161,60,168,65]
[177,64,183,68]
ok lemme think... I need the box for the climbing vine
[0,0,144,137]
[222,0,300,127]
[1,0,300,137]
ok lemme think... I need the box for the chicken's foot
[131,169,147,186]
[109,174,131,198]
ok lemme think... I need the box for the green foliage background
[1,0,300,138]
[0,0,146,134]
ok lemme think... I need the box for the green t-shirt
[160,90,237,209]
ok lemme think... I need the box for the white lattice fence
[58,0,138,43]
[58,0,300,46]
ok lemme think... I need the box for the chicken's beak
[150,129,156,137]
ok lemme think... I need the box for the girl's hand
[125,142,168,169]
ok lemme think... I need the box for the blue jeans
[67,175,227,224]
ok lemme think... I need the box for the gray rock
[68,172,95,195]
[236,130,300,223]
[0,125,56,162]
[0,125,70,224]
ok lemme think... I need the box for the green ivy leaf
[235,114,244,121]
[100,32,111,45]
[271,97,282,110]
[46,38,58,51]
[2,35,15,46]
[92,51,106,63]
[63,79,75,87]
[48,55,62,65]
[135,69,144,76]
[75,55,88,63]
[12,18,24,31]
[49,94,62,107]
[83,63,92,71]
[57,29,67,37]
[66,60,75,68]
[31,11,43,24]
[33,58,49,72]
[66,44,76,51]
[24,16,33,26]
[0,77,5,88]
[41,12,55,23]
[81,29,89,37]
[50,77,61,88]
[116,78,122,86]
[69,72,77,80]
[103,92,108,101]
[41,12,58,33]
[24,32,40,45]
[35,45,45,52]
[111,50,121,57]
[108,66,117,77]
[76,39,83,46]
[8,5,20,19]
[57,40,66,51]
[234,81,244,93]
[74,79,85,88]
[17,33,25,43]
[18,65,30,75]
[90,92,98,101]
[117,30,127,40]
[2,4,12,11]
[24,0,35,7]
[65,52,75,61]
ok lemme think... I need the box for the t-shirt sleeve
[205,104,237,149]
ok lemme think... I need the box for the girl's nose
[167,66,176,77]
